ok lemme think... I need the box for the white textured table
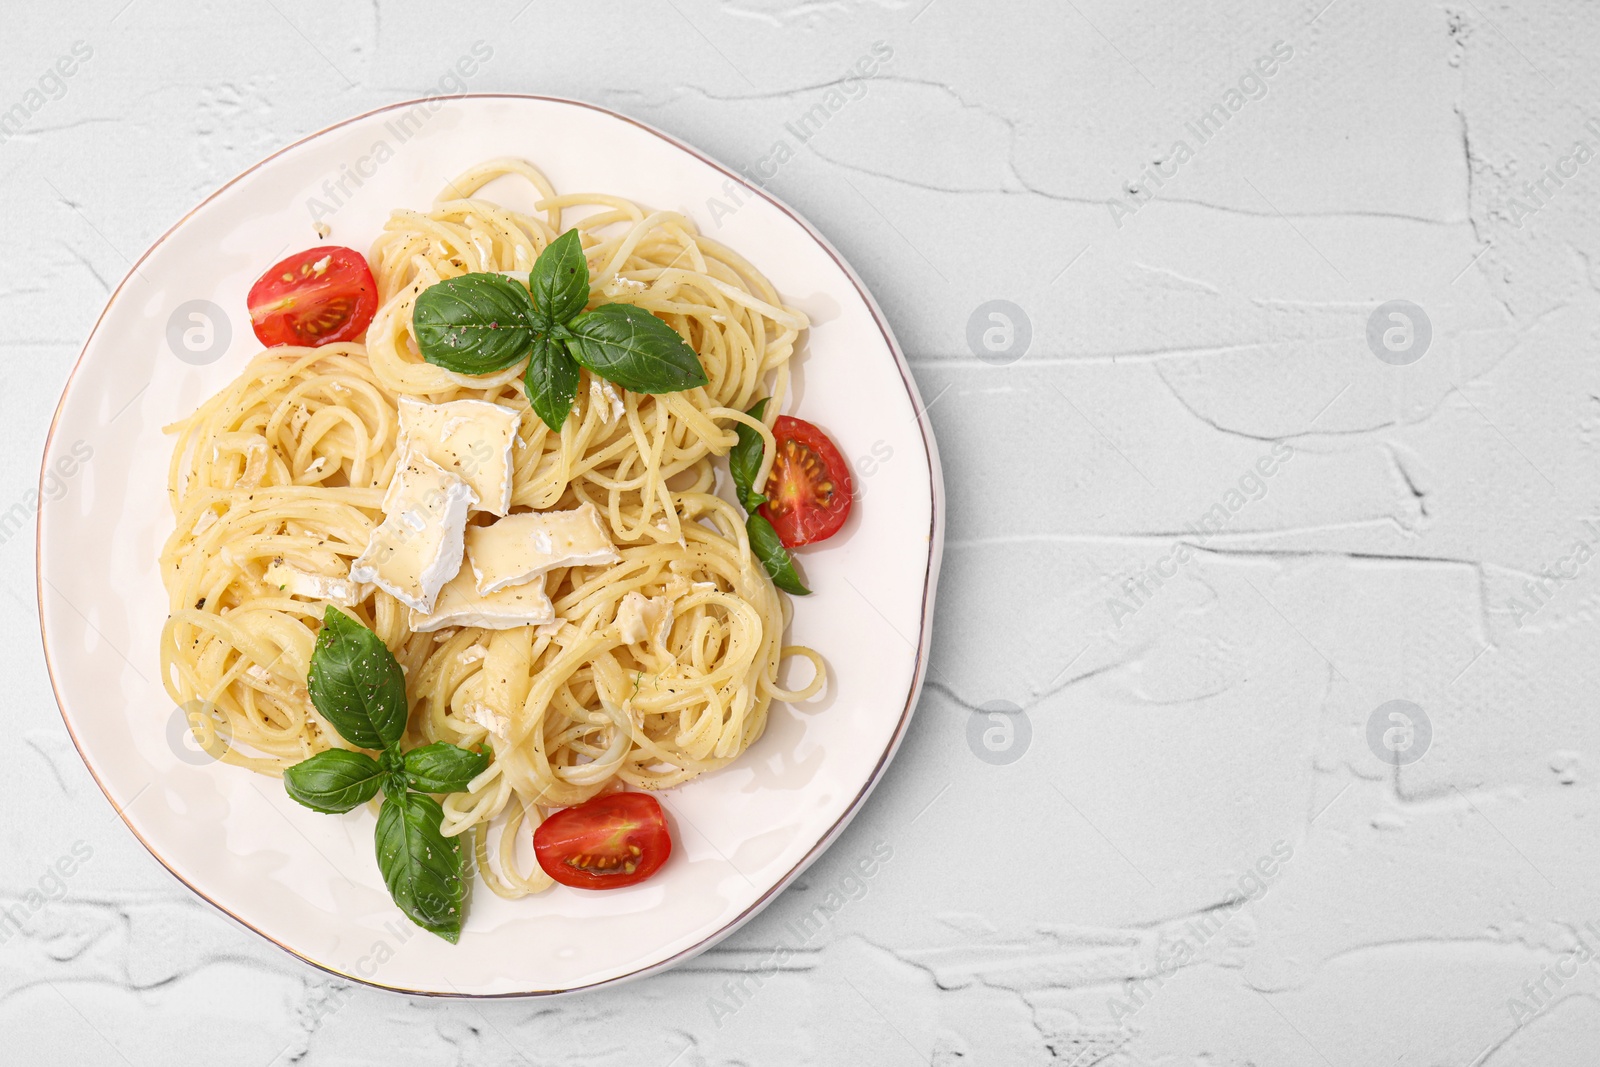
[7,1,1599,1063]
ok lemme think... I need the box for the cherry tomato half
[758,415,853,547]
[246,246,378,348]
[533,791,672,890]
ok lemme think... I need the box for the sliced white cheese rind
[350,452,477,613]
[463,702,510,739]
[387,396,520,517]
[264,558,371,607]
[465,502,620,594]
[614,590,676,646]
[588,377,625,424]
[408,570,556,632]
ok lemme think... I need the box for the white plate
[36,95,942,996]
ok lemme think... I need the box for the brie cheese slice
[408,570,556,632]
[350,452,476,612]
[264,557,371,607]
[386,396,520,517]
[588,377,625,424]
[463,702,510,739]
[614,590,674,645]
[465,502,620,594]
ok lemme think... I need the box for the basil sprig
[411,229,708,432]
[284,606,491,943]
[727,398,808,596]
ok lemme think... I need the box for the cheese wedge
[264,557,371,607]
[350,453,476,612]
[408,569,556,632]
[615,590,673,645]
[386,396,520,517]
[465,502,620,594]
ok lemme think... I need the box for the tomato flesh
[533,791,672,890]
[247,246,378,348]
[758,415,853,547]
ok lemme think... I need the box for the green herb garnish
[283,749,386,813]
[728,398,808,595]
[565,303,711,394]
[522,334,581,439]
[401,741,492,794]
[285,606,489,942]
[306,608,408,750]
[745,510,810,596]
[728,397,770,512]
[411,272,543,375]
[375,792,467,943]
[412,229,708,432]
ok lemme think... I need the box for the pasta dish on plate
[157,159,855,939]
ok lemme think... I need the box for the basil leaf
[566,303,709,394]
[374,792,466,943]
[529,229,590,327]
[413,273,540,374]
[308,606,409,751]
[729,398,770,513]
[524,335,581,433]
[283,749,384,814]
[402,742,492,794]
[747,513,809,596]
